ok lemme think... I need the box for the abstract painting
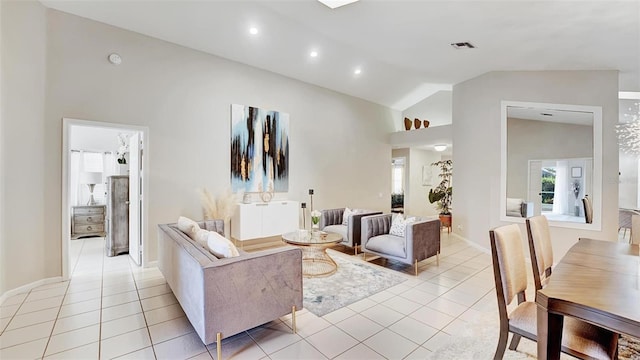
[231,104,289,193]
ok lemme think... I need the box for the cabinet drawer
[74,224,104,234]
[75,215,103,225]
[74,207,104,215]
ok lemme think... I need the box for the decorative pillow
[342,207,355,226]
[193,228,210,247]
[389,215,416,237]
[177,216,200,240]
[206,231,240,258]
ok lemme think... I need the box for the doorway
[62,118,149,280]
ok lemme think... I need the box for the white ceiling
[507,106,593,126]
[40,0,640,111]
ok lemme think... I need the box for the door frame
[61,118,150,280]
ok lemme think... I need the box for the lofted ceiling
[40,0,640,111]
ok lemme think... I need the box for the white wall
[70,126,135,153]
[1,0,48,294]
[401,90,452,128]
[0,6,398,295]
[507,118,593,200]
[453,70,619,259]
[391,148,441,217]
[408,148,441,217]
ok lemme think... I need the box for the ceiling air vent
[450,42,476,49]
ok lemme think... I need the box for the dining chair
[525,215,553,292]
[632,214,640,245]
[582,195,593,224]
[489,224,618,360]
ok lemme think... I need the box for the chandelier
[616,102,640,154]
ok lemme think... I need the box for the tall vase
[414,118,421,129]
[403,117,412,131]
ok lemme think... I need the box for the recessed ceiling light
[354,68,362,75]
[434,144,447,152]
[318,0,359,9]
[310,51,318,58]
[249,27,259,35]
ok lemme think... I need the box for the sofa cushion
[389,215,415,237]
[323,224,348,243]
[366,234,407,258]
[342,207,355,226]
[178,216,200,239]
[506,198,524,217]
[206,231,240,258]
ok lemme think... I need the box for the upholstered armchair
[319,208,382,254]
[361,214,440,275]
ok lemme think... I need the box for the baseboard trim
[0,276,64,305]
[449,232,490,254]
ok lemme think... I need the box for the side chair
[582,195,593,224]
[489,224,618,360]
[632,214,640,245]
[525,215,553,292]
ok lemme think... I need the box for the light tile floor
[0,233,500,359]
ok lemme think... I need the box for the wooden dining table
[536,238,640,360]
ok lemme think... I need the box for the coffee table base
[301,246,337,278]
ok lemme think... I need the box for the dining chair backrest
[582,196,593,224]
[526,215,553,291]
[489,224,528,308]
[632,214,640,245]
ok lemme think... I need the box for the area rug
[426,311,640,359]
[302,251,407,317]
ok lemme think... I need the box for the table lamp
[80,171,103,205]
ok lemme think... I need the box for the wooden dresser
[71,205,106,239]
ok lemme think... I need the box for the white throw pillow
[194,228,210,247]
[389,215,416,237]
[177,216,200,240]
[342,207,355,226]
[206,231,240,258]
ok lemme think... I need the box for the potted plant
[428,159,453,230]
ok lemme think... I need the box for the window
[392,158,405,195]
[541,167,556,211]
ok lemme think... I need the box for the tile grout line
[40,238,84,358]
[130,256,158,360]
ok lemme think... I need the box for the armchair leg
[292,305,297,334]
[414,259,418,276]
[437,252,440,266]
[363,252,366,261]
[354,246,358,255]
[217,332,222,360]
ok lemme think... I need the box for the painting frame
[230,104,289,193]
[571,166,582,178]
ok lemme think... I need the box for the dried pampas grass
[198,188,237,222]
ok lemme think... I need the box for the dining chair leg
[217,332,222,360]
[508,333,521,350]
[414,259,418,276]
[292,305,297,334]
[437,252,440,266]
[494,329,508,360]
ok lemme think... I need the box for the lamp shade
[80,171,102,185]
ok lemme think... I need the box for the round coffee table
[282,231,342,278]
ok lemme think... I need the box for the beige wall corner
[453,70,619,259]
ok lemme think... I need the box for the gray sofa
[361,214,441,275]
[320,208,382,254]
[158,220,303,348]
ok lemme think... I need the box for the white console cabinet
[231,201,299,241]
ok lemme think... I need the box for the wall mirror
[500,101,602,230]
